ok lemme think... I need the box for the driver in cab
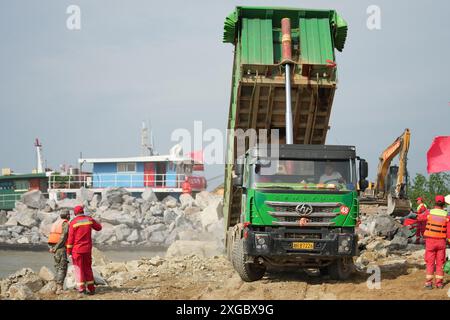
[319,163,345,184]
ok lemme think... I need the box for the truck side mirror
[359,159,368,180]
[233,162,244,187]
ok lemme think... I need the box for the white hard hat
[445,195,450,205]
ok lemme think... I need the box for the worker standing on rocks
[48,209,70,294]
[417,195,450,289]
[415,197,428,243]
[66,205,102,295]
[182,176,192,195]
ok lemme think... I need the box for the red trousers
[424,238,447,283]
[416,221,426,239]
[72,252,95,292]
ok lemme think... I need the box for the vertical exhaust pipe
[281,18,293,144]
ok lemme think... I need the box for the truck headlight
[338,236,353,253]
[254,233,269,250]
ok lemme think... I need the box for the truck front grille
[265,200,341,227]
[272,205,334,213]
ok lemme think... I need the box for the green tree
[408,172,450,208]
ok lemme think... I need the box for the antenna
[34,138,44,173]
[141,121,156,156]
[141,121,149,156]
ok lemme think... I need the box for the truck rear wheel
[232,238,266,282]
[328,257,354,280]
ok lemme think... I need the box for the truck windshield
[251,159,356,191]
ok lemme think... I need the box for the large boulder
[76,187,95,203]
[1,268,44,294]
[163,209,178,224]
[90,194,100,209]
[13,211,38,228]
[388,234,409,251]
[46,199,57,211]
[17,236,30,244]
[126,230,140,242]
[140,224,166,241]
[4,216,18,226]
[194,191,216,209]
[141,189,158,202]
[114,224,132,242]
[0,228,10,238]
[57,198,82,209]
[38,281,57,295]
[200,198,223,231]
[149,231,166,244]
[150,203,164,216]
[166,240,222,258]
[20,190,46,209]
[38,266,55,282]
[7,284,35,300]
[92,247,112,266]
[162,195,178,208]
[358,214,401,239]
[0,210,8,225]
[179,194,195,209]
[97,210,136,227]
[101,188,130,207]
[94,222,115,243]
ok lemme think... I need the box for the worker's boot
[424,281,433,290]
[435,280,444,289]
[55,284,64,294]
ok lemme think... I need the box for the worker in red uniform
[417,195,450,289]
[182,176,192,195]
[66,205,102,295]
[415,197,428,243]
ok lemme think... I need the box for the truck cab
[227,144,368,281]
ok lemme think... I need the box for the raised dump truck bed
[223,7,348,228]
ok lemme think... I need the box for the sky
[0,0,449,190]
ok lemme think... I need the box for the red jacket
[66,214,102,255]
[417,207,450,240]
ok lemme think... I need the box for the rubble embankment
[0,188,224,251]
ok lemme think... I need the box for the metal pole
[285,64,293,144]
[281,18,293,144]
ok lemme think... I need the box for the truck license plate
[292,242,314,250]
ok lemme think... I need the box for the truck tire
[328,257,354,280]
[232,238,266,282]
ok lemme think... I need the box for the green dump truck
[222,7,369,281]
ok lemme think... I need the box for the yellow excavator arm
[376,128,411,197]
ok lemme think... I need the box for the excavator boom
[373,128,411,215]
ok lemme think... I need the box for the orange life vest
[424,209,448,239]
[48,219,68,245]
[417,203,427,213]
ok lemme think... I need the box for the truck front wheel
[232,238,266,282]
[327,257,354,280]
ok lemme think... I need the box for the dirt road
[38,254,449,301]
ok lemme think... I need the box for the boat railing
[48,173,187,189]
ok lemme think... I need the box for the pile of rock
[355,207,415,269]
[0,266,61,300]
[0,188,225,250]
[0,202,59,245]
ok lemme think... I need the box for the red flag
[427,136,450,173]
